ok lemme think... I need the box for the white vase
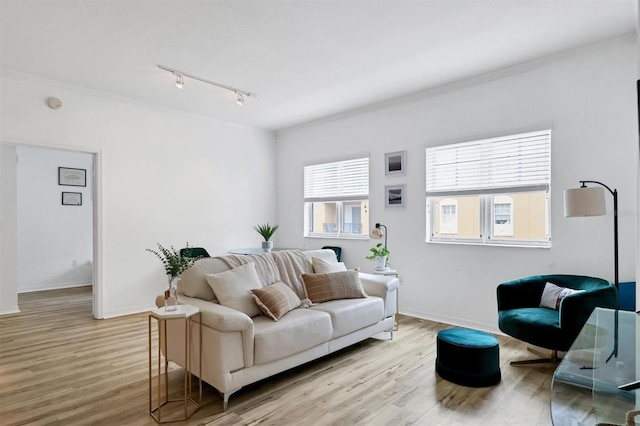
[262,240,273,252]
[164,276,178,311]
[374,256,388,271]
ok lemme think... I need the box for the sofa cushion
[301,270,367,303]
[253,308,332,365]
[310,296,384,338]
[249,281,302,321]
[205,263,262,317]
[311,256,347,273]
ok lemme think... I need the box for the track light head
[174,73,184,89]
[159,65,256,105]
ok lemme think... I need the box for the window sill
[305,235,368,241]
[427,239,551,249]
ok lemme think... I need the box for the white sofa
[158,249,398,410]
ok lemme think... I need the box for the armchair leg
[510,347,559,366]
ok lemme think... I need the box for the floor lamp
[563,180,618,361]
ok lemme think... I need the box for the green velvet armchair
[497,274,618,364]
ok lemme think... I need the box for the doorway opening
[0,142,101,318]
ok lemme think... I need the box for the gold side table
[149,305,202,423]
[373,269,399,331]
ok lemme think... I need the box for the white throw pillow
[312,256,347,273]
[205,263,262,317]
[540,282,584,310]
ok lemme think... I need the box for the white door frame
[0,140,103,318]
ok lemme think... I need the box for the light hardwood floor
[0,287,556,425]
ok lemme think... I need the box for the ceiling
[0,0,636,131]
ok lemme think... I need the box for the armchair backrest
[497,274,615,312]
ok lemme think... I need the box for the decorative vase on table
[262,241,274,253]
[146,243,200,312]
[165,276,178,311]
[374,255,389,272]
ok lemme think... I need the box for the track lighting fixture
[174,73,184,89]
[159,65,255,106]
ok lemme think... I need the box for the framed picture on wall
[385,150,406,176]
[62,192,82,206]
[58,167,86,187]
[385,184,406,208]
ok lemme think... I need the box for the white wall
[0,70,277,318]
[277,35,638,332]
[16,145,93,292]
[0,144,19,314]
[636,4,639,311]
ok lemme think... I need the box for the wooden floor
[0,287,557,426]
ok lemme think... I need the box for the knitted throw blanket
[218,252,280,287]
[272,250,313,299]
[218,250,313,299]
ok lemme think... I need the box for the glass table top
[551,308,639,426]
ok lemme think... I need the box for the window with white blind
[426,129,551,246]
[304,156,369,238]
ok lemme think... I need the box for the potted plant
[366,243,390,272]
[253,223,279,252]
[146,243,200,311]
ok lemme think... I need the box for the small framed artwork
[385,150,406,176]
[62,192,82,206]
[385,184,406,208]
[58,167,86,187]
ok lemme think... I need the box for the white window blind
[426,130,551,197]
[304,157,369,202]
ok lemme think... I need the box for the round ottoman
[436,328,501,387]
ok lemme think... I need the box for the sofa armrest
[559,285,618,340]
[359,272,398,318]
[161,294,256,367]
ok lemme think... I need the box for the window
[426,129,551,246]
[304,156,369,238]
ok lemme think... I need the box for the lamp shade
[370,227,384,239]
[563,186,606,217]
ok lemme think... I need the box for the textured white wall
[277,35,638,332]
[636,3,639,311]
[0,71,277,318]
[0,144,18,314]
[16,145,94,292]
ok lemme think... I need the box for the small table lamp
[369,223,389,271]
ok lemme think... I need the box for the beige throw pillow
[249,281,302,321]
[301,270,367,303]
[540,282,585,310]
[205,263,262,317]
[311,256,348,273]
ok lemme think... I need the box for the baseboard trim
[18,282,92,294]
[400,308,501,335]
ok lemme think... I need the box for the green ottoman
[436,328,501,387]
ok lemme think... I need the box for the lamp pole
[578,180,619,362]
[578,181,618,294]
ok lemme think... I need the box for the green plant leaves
[146,242,200,279]
[253,223,279,241]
